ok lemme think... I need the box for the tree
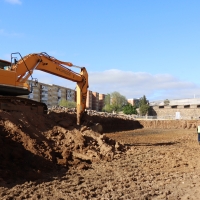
[111,91,127,112]
[139,95,149,116]
[123,103,138,115]
[102,94,113,112]
[103,91,127,113]
[164,99,170,105]
[59,99,76,108]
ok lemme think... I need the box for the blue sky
[1,0,200,101]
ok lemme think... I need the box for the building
[27,80,105,111]
[149,98,200,119]
[86,90,93,110]
[28,80,76,107]
[92,92,99,111]
[128,98,140,107]
[99,94,106,111]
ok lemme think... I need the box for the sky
[1,0,200,102]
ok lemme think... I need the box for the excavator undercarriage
[0,84,30,96]
[0,96,48,114]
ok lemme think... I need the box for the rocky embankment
[49,106,200,132]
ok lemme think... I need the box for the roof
[150,98,200,106]
[0,59,11,65]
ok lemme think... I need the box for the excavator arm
[1,52,88,125]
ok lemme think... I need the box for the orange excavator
[0,52,89,125]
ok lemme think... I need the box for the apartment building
[28,80,76,107]
[86,90,93,110]
[92,92,99,111]
[27,80,105,111]
[99,94,106,111]
[128,98,140,107]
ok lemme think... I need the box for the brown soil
[0,109,200,199]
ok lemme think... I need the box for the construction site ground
[0,109,200,200]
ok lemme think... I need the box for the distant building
[99,94,106,111]
[86,90,93,110]
[28,80,75,107]
[27,80,105,111]
[92,92,99,111]
[128,98,140,107]
[149,98,200,119]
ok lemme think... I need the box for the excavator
[0,52,89,125]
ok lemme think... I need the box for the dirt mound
[0,109,127,181]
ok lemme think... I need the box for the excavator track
[0,96,48,114]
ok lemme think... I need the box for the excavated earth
[1,108,200,199]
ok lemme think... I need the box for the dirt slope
[1,109,200,199]
[0,109,129,181]
[1,128,200,199]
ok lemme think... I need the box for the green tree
[123,103,138,115]
[104,94,111,105]
[103,91,127,113]
[164,99,170,105]
[102,94,113,112]
[111,91,127,112]
[59,99,76,108]
[139,95,149,116]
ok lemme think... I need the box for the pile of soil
[0,109,128,181]
[1,128,200,199]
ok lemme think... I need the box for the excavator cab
[0,59,11,70]
[0,58,30,96]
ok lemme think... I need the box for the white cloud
[5,0,22,4]
[29,69,200,102]
[31,70,76,89]
[88,69,200,101]
[0,28,24,37]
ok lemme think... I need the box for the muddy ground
[0,109,200,199]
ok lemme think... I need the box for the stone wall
[138,119,199,129]
[150,105,200,119]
